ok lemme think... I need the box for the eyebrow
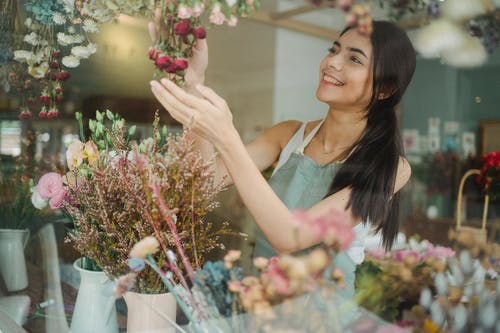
[333,41,368,59]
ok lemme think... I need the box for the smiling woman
[150,20,416,300]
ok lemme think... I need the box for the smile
[322,74,344,86]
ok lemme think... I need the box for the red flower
[155,55,172,69]
[47,108,59,119]
[50,61,59,69]
[192,26,206,39]
[173,58,188,70]
[174,19,191,36]
[148,47,159,60]
[52,50,62,58]
[165,62,178,73]
[18,109,32,120]
[55,95,64,103]
[27,97,36,105]
[39,95,51,105]
[57,71,71,81]
[38,109,48,119]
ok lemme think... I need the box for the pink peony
[36,172,63,199]
[49,188,66,209]
[66,140,85,170]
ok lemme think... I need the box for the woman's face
[316,28,374,112]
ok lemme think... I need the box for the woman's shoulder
[264,120,303,147]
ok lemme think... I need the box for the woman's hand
[148,8,208,87]
[150,79,236,148]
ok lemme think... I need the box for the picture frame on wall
[479,120,500,155]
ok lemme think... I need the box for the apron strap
[296,118,325,154]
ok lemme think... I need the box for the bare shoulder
[395,157,412,192]
[258,120,303,148]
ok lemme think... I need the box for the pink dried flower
[36,172,63,199]
[83,141,99,165]
[192,3,205,17]
[394,250,421,262]
[424,245,455,259]
[368,247,388,260]
[227,280,243,292]
[227,16,238,27]
[294,209,355,250]
[114,273,137,298]
[263,257,292,296]
[177,5,192,19]
[253,257,269,270]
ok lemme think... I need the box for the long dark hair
[326,21,416,250]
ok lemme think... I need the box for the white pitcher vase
[0,228,30,292]
[70,258,118,333]
[123,291,177,333]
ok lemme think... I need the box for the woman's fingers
[159,78,213,111]
[195,84,227,110]
[150,81,194,125]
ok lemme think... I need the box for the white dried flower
[82,19,99,33]
[57,33,72,46]
[24,18,32,28]
[415,19,467,58]
[441,0,486,21]
[68,26,76,34]
[448,259,464,286]
[166,249,177,263]
[435,272,448,295]
[24,32,40,46]
[451,304,467,330]
[479,300,496,328]
[62,55,80,68]
[130,236,160,259]
[430,300,445,326]
[28,62,49,79]
[459,250,473,274]
[441,36,487,68]
[53,13,67,25]
[61,0,75,13]
[419,288,432,308]
[14,50,33,63]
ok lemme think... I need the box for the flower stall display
[477,151,500,201]
[356,231,499,333]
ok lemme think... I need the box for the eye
[328,47,338,54]
[350,56,362,64]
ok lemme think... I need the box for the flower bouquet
[32,110,232,293]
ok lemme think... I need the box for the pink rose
[49,188,66,209]
[173,58,188,70]
[155,55,172,70]
[174,19,191,36]
[36,172,63,199]
[148,47,158,60]
[394,250,421,262]
[192,27,206,39]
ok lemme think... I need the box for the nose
[326,53,343,71]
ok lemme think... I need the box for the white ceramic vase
[70,258,118,333]
[123,291,177,333]
[0,228,30,292]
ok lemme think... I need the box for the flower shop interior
[0,0,499,332]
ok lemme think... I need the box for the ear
[378,86,396,100]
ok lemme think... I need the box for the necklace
[319,125,349,155]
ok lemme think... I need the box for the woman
[150,20,416,298]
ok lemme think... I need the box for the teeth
[323,75,344,86]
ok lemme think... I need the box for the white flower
[68,26,76,34]
[419,288,432,308]
[415,19,467,58]
[435,272,448,295]
[441,36,487,68]
[62,55,80,68]
[82,19,99,33]
[28,62,49,79]
[57,33,72,46]
[441,0,486,22]
[430,300,445,326]
[14,50,33,63]
[130,236,160,259]
[53,12,67,25]
[31,190,48,209]
[61,0,75,13]
[24,18,32,28]
[71,45,95,59]
[24,32,40,46]
[226,0,237,7]
[452,304,467,330]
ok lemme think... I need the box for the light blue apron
[253,119,357,299]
